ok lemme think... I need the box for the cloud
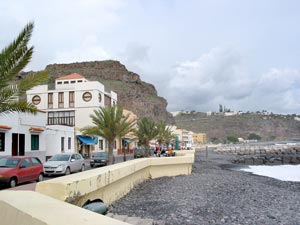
[51,35,111,64]
[165,47,254,111]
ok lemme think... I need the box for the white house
[26,73,118,158]
[0,112,74,162]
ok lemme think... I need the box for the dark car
[90,152,109,167]
[134,148,145,158]
[0,156,44,188]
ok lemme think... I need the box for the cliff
[44,60,174,123]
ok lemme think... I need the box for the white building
[26,73,118,157]
[0,112,74,162]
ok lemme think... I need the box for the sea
[238,141,300,182]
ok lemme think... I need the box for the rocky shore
[214,144,300,165]
[108,150,300,225]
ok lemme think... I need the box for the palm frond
[0,100,37,114]
[0,22,34,87]
[17,70,48,96]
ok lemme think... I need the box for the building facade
[26,73,118,157]
[0,112,74,161]
[192,133,207,144]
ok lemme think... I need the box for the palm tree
[134,117,158,157]
[81,105,135,165]
[157,121,176,149]
[0,22,48,114]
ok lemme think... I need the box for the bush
[248,133,261,140]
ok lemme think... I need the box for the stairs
[106,213,165,225]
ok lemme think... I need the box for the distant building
[192,133,207,144]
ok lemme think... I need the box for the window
[48,111,75,126]
[71,80,76,84]
[64,81,68,84]
[69,91,74,108]
[48,93,53,109]
[78,80,83,83]
[82,92,92,102]
[58,92,64,108]
[68,137,71,150]
[20,158,31,168]
[57,81,62,84]
[0,133,5,152]
[32,157,42,166]
[61,137,65,152]
[99,140,103,150]
[32,95,41,105]
[98,93,102,103]
[31,135,39,150]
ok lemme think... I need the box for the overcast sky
[1,0,300,114]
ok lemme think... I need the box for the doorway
[12,133,25,156]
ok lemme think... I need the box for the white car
[43,153,85,176]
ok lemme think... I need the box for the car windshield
[92,152,108,158]
[0,158,20,168]
[49,154,70,161]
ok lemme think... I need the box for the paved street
[0,154,134,191]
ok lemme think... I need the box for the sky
[1,0,300,114]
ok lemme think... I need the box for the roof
[56,73,85,80]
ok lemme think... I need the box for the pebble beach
[109,150,300,225]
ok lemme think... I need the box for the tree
[134,117,158,157]
[248,133,261,141]
[81,105,135,165]
[227,136,239,143]
[0,22,48,114]
[156,121,176,148]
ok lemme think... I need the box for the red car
[0,156,44,188]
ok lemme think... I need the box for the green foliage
[210,137,220,144]
[226,136,239,143]
[81,105,135,164]
[156,121,176,147]
[133,117,158,157]
[0,22,48,114]
[248,133,262,140]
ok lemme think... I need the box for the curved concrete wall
[0,151,194,225]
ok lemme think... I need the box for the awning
[123,138,133,143]
[29,127,44,133]
[77,135,97,145]
[0,125,12,131]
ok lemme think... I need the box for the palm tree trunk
[108,141,114,165]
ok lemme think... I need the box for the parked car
[43,153,85,176]
[133,148,145,158]
[0,156,44,188]
[90,152,109,167]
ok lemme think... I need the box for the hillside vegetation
[174,112,300,143]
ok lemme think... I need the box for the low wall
[36,151,194,206]
[0,151,194,225]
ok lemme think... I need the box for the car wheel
[37,173,44,182]
[65,167,71,175]
[81,164,85,172]
[9,177,17,188]
[90,164,94,168]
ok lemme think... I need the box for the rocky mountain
[43,60,174,123]
[174,112,300,142]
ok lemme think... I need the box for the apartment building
[26,73,117,157]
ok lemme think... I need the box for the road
[0,154,134,191]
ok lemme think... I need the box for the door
[12,133,25,156]
[12,133,18,156]
[17,158,32,183]
[19,134,25,156]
